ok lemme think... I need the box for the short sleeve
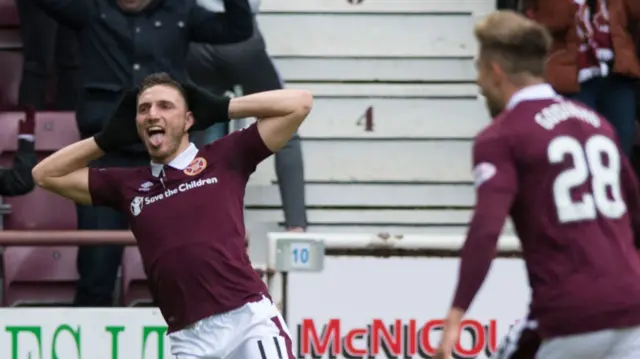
[214,123,273,176]
[88,168,127,209]
[472,130,518,195]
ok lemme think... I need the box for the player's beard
[484,96,504,118]
[147,129,185,163]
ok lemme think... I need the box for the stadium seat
[0,111,78,230]
[0,111,79,153]
[0,51,22,108]
[0,110,80,306]
[0,186,78,306]
[3,187,77,230]
[121,246,153,306]
[0,28,21,50]
[35,111,80,152]
[0,110,21,153]
[2,246,79,306]
[0,0,20,51]
[0,0,18,27]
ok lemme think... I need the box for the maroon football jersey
[453,84,640,338]
[89,123,270,332]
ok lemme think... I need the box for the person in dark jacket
[188,0,307,232]
[33,0,254,306]
[0,112,37,196]
[16,0,79,111]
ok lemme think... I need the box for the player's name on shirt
[137,177,218,208]
[533,101,601,130]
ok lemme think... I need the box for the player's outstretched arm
[32,138,105,205]
[435,135,516,359]
[228,89,313,152]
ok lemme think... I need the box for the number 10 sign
[275,238,325,272]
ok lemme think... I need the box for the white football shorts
[536,325,640,359]
[169,296,294,359]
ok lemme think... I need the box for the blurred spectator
[16,0,79,110]
[0,112,36,196]
[188,0,308,232]
[33,0,253,306]
[497,0,520,10]
[525,0,640,155]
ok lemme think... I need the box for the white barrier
[267,232,521,269]
[266,232,528,359]
[0,233,527,359]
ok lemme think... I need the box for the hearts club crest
[184,157,207,176]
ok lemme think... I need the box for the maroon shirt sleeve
[88,167,127,209]
[451,130,518,311]
[621,153,640,249]
[222,123,273,176]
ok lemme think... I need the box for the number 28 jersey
[475,96,640,338]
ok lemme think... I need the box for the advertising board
[0,257,529,359]
[0,308,169,359]
[287,257,530,359]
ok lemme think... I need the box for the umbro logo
[138,181,153,192]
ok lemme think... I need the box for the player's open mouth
[147,126,165,148]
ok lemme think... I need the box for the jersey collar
[505,83,559,111]
[150,143,198,177]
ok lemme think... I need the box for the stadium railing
[0,230,135,245]
[0,230,275,298]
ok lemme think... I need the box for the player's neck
[503,77,546,107]
[157,139,191,165]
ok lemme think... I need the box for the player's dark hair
[138,72,188,106]
[474,10,552,78]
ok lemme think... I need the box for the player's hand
[434,322,460,359]
[184,84,232,131]
[95,89,141,152]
